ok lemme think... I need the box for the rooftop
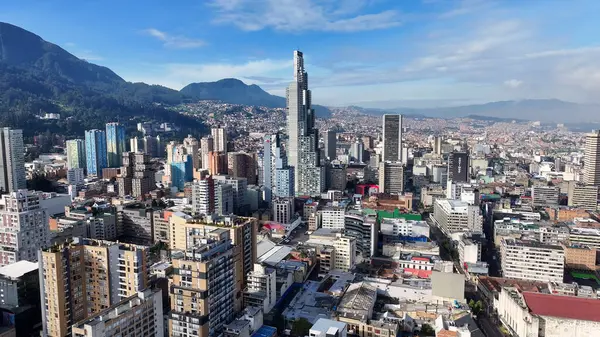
[523,291,600,322]
[251,325,277,337]
[0,260,38,279]
[310,318,347,333]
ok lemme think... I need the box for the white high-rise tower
[286,51,323,196]
[584,130,600,186]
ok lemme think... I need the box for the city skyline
[3,1,600,107]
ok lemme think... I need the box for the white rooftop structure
[0,260,38,279]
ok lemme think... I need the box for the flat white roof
[0,260,38,279]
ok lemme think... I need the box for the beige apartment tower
[584,130,600,185]
[39,238,149,337]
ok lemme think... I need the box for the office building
[568,227,600,249]
[329,165,347,191]
[214,175,247,214]
[39,238,149,337]
[106,122,126,167]
[117,152,155,198]
[228,152,257,184]
[274,167,295,197]
[532,186,560,207]
[379,162,404,194]
[287,51,324,196]
[433,136,442,155]
[273,197,294,224]
[71,289,164,337]
[324,130,337,160]
[500,238,565,282]
[448,151,469,183]
[380,218,429,238]
[262,134,286,202]
[129,136,142,153]
[170,145,194,190]
[0,190,50,266]
[143,135,159,157]
[382,114,402,162]
[362,135,373,151]
[67,168,85,185]
[208,151,228,175]
[117,204,154,245]
[169,229,235,337]
[568,184,598,211]
[584,130,600,185]
[432,199,483,235]
[458,236,481,265]
[214,182,234,216]
[183,134,200,170]
[243,263,277,313]
[350,139,364,163]
[306,230,356,272]
[200,136,214,169]
[320,206,346,230]
[84,129,108,176]
[168,214,258,314]
[212,126,228,153]
[66,139,86,170]
[0,128,26,193]
[345,212,378,257]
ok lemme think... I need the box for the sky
[3,0,600,108]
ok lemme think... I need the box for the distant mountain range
[351,99,599,123]
[0,22,330,138]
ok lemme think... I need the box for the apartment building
[39,238,149,337]
[272,197,294,224]
[71,289,164,337]
[562,244,598,271]
[568,227,600,249]
[320,206,346,230]
[432,199,482,235]
[568,184,598,211]
[169,229,235,337]
[243,263,277,313]
[380,218,429,238]
[169,214,257,312]
[117,203,154,245]
[500,238,565,283]
[493,219,570,247]
[532,186,560,207]
[306,230,356,272]
[0,190,50,266]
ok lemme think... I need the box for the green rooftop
[376,209,422,221]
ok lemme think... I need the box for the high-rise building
[0,128,26,193]
[192,177,215,216]
[243,263,277,313]
[214,182,234,216]
[500,238,565,283]
[39,238,149,337]
[274,167,295,197]
[168,214,257,313]
[85,129,108,176]
[117,204,154,245]
[129,136,142,153]
[433,136,443,155]
[350,139,364,163]
[432,199,483,235]
[183,134,200,170]
[448,151,470,183]
[0,190,50,266]
[378,162,404,194]
[106,122,126,167]
[324,130,337,160]
[208,151,228,175]
[261,134,286,203]
[143,135,158,157]
[167,143,194,191]
[382,114,402,162]
[212,126,228,153]
[272,197,294,224]
[169,229,235,337]
[329,165,347,191]
[584,130,600,185]
[117,152,155,198]
[228,152,257,185]
[532,186,560,207]
[214,175,247,214]
[568,184,598,211]
[286,51,324,196]
[66,139,86,170]
[200,136,214,169]
[362,135,373,151]
[71,289,164,337]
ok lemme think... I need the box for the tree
[420,323,435,336]
[291,318,312,337]
[469,299,483,315]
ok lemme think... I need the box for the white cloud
[504,79,522,88]
[143,28,205,49]
[208,0,401,32]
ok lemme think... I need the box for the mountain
[357,99,599,123]
[181,79,332,118]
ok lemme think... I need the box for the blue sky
[3,0,600,107]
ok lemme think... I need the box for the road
[477,315,505,337]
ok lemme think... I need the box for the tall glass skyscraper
[85,129,108,176]
[286,50,323,196]
[66,139,86,169]
[106,122,126,167]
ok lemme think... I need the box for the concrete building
[584,130,600,185]
[458,236,481,265]
[380,218,429,238]
[382,114,402,162]
[568,227,600,249]
[66,139,86,170]
[568,184,598,211]
[378,162,404,194]
[39,238,149,337]
[0,190,50,266]
[306,230,356,272]
[0,260,38,308]
[532,186,560,207]
[500,239,565,283]
[169,229,235,337]
[448,151,469,183]
[432,199,483,235]
[84,129,108,177]
[244,263,277,313]
[273,197,295,224]
[208,151,228,175]
[71,289,163,337]
[228,152,257,184]
[274,167,295,197]
[563,244,598,271]
[214,175,247,214]
[498,287,600,337]
[117,204,154,245]
[200,136,215,169]
[212,126,228,153]
[350,139,364,163]
[183,134,200,170]
[168,214,258,313]
[320,206,346,230]
[345,212,378,257]
[117,152,155,198]
[105,122,126,168]
[192,177,215,216]
[215,182,234,216]
[0,128,25,193]
[329,165,347,191]
[67,168,85,185]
